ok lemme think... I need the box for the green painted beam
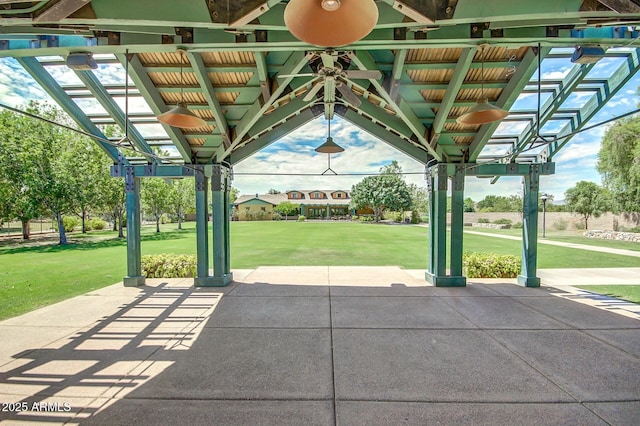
[351,50,441,160]
[15,57,122,162]
[187,51,231,149]
[505,61,596,160]
[115,53,193,162]
[469,46,550,161]
[541,48,640,162]
[432,47,476,136]
[221,51,312,160]
[254,51,271,103]
[73,69,157,161]
[388,49,407,103]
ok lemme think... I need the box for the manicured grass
[1,221,639,320]
[575,285,640,304]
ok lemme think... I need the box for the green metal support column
[425,164,466,287]
[206,164,233,286]
[449,165,466,284]
[123,166,145,287]
[194,166,211,286]
[518,165,541,287]
[426,165,449,285]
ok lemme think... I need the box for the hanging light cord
[179,49,185,104]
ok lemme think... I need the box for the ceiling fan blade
[337,83,362,107]
[277,73,316,78]
[321,52,334,69]
[303,81,324,102]
[343,69,382,80]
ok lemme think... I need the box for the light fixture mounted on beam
[571,45,606,64]
[157,48,207,129]
[456,44,509,126]
[284,0,378,47]
[66,52,98,70]
[315,118,344,175]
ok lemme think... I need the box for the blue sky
[1,51,639,202]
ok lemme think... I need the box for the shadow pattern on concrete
[0,267,638,425]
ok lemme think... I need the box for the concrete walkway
[1,267,639,425]
[464,230,640,257]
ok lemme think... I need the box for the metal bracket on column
[453,164,465,191]
[211,164,231,192]
[125,166,135,191]
[195,165,206,191]
[435,164,448,190]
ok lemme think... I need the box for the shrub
[393,212,403,223]
[410,210,421,224]
[552,218,568,230]
[573,220,586,230]
[297,215,306,222]
[87,218,107,230]
[493,218,512,225]
[359,215,373,222]
[62,216,80,232]
[478,218,490,223]
[141,254,197,278]
[627,226,640,233]
[463,252,520,278]
[512,221,523,229]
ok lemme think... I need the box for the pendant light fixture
[315,118,344,175]
[157,48,207,129]
[284,0,378,47]
[456,44,509,126]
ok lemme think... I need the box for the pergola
[1,0,639,287]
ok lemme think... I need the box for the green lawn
[1,221,639,320]
[575,285,640,304]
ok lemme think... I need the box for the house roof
[234,194,286,206]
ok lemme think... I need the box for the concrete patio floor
[1,266,639,425]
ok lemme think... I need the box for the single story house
[233,190,373,221]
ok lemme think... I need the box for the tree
[463,197,475,212]
[0,102,79,244]
[230,186,240,203]
[102,176,126,238]
[275,201,298,220]
[142,178,172,232]
[267,188,281,194]
[597,116,640,221]
[168,178,195,230]
[64,138,112,233]
[0,107,44,239]
[351,174,412,222]
[564,181,609,230]
[408,184,429,215]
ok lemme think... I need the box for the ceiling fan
[279,52,382,109]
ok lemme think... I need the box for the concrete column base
[195,273,234,287]
[517,275,541,287]
[123,276,145,287]
[425,273,467,287]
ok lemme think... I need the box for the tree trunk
[156,216,160,233]
[112,212,117,232]
[81,210,87,233]
[177,208,182,230]
[21,218,30,240]
[56,212,68,245]
[117,210,124,238]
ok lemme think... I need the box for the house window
[336,193,342,198]
[290,192,298,199]
[261,207,266,212]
